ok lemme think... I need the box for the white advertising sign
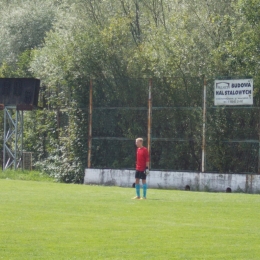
[214,79,253,106]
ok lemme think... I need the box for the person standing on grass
[132,138,150,200]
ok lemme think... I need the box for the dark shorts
[135,170,146,180]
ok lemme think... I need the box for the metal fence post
[201,77,207,173]
[258,113,260,174]
[88,80,93,168]
[14,110,18,170]
[21,111,24,171]
[148,79,152,169]
[3,108,6,170]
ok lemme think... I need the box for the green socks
[135,184,147,198]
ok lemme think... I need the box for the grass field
[1,179,260,259]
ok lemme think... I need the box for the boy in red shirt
[132,138,150,200]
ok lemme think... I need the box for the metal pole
[57,108,60,140]
[3,108,6,170]
[147,79,152,169]
[14,110,18,170]
[258,110,260,173]
[21,111,24,171]
[88,80,93,168]
[201,77,207,173]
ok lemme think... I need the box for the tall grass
[0,169,54,182]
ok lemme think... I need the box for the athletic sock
[135,184,140,197]
[143,183,147,198]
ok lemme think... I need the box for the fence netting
[89,77,260,173]
[206,79,259,173]
[91,78,148,169]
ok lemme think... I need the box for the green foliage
[1,0,260,181]
[239,0,260,25]
[0,0,57,65]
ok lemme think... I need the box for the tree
[0,1,57,65]
[1,0,259,179]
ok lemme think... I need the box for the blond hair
[136,138,143,142]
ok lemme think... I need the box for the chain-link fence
[206,79,260,173]
[90,78,148,169]
[83,77,259,174]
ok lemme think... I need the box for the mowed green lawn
[1,179,260,260]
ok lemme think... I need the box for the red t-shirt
[136,147,149,171]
